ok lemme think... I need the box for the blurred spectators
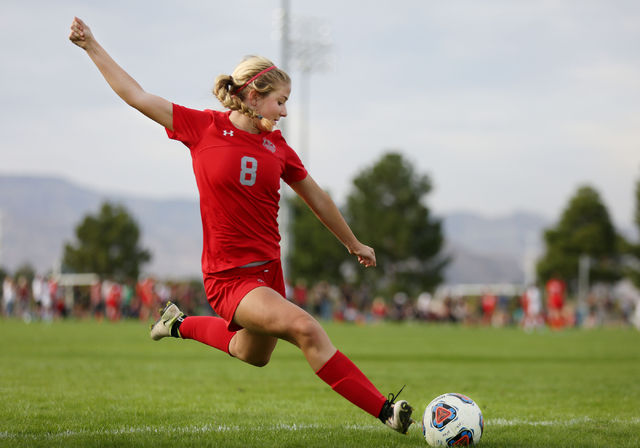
[521,284,543,332]
[371,297,388,322]
[312,281,333,321]
[105,280,122,322]
[16,276,29,318]
[32,274,45,318]
[2,276,16,317]
[40,276,54,322]
[90,278,104,320]
[293,279,308,311]
[546,276,567,330]
[480,289,497,325]
[136,276,156,321]
[416,292,432,321]
[1,265,638,331]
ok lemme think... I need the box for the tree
[63,202,151,281]
[287,194,349,284]
[345,152,448,296]
[536,185,621,290]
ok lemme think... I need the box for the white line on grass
[1,418,638,440]
[489,417,640,427]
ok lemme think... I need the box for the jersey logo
[263,138,276,153]
[223,130,234,137]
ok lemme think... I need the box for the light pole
[272,2,334,284]
[288,14,334,166]
[272,2,334,163]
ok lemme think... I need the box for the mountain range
[0,175,550,284]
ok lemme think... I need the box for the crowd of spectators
[0,272,209,323]
[283,278,640,330]
[2,271,639,330]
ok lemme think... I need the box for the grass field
[0,319,639,447]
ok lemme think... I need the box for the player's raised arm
[69,17,174,131]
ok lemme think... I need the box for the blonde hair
[213,56,290,132]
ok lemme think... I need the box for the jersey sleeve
[280,138,308,185]
[165,104,214,148]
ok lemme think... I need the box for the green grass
[0,319,639,447]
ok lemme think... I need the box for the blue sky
[1,0,639,231]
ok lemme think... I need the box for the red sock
[315,350,387,418]
[178,316,236,355]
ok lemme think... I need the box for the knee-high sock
[178,316,236,355]
[315,350,387,418]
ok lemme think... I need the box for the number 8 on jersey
[240,156,258,186]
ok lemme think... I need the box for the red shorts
[203,259,285,332]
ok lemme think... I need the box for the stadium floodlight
[288,14,334,166]
[272,1,335,282]
[272,4,335,165]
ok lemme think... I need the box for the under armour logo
[223,130,234,136]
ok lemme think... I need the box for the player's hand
[69,17,94,50]
[350,244,376,268]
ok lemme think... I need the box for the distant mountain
[0,175,202,278]
[0,175,550,283]
[440,211,549,284]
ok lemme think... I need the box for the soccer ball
[422,393,484,447]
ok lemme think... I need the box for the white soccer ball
[422,393,484,447]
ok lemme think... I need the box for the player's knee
[290,315,323,348]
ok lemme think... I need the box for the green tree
[536,185,621,289]
[345,152,448,296]
[63,202,151,281]
[288,194,349,284]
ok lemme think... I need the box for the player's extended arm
[69,17,174,131]
[290,175,376,267]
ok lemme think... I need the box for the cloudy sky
[2,0,639,231]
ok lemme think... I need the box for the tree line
[61,152,640,299]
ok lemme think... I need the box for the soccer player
[69,17,414,434]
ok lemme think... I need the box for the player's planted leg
[378,387,415,435]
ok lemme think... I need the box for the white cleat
[149,301,184,341]
[379,387,415,435]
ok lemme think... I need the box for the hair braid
[212,56,290,132]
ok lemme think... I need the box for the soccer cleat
[379,386,415,435]
[149,301,185,341]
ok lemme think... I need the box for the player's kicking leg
[234,287,415,434]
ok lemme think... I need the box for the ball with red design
[422,393,484,446]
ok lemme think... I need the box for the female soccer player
[69,17,414,434]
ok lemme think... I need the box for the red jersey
[546,278,566,310]
[167,105,307,274]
